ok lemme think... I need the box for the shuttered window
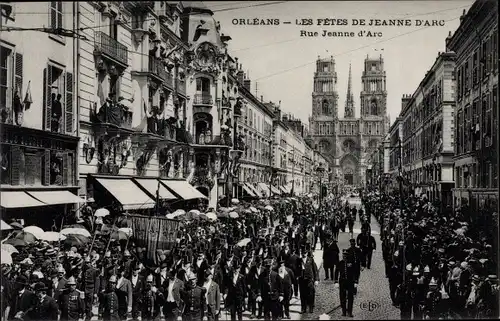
[43,149,51,186]
[1,145,11,184]
[43,67,52,131]
[0,46,13,123]
[50,1,63,29]
[10,146,25,185]
[65,72,73,134]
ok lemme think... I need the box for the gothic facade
[309,55,390,186]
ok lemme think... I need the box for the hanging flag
[23,81,33,105]
[97,80,106,106]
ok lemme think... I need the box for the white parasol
[60,227,91,238]
[236,238,251,247]
[165,213,176,219]
[1,220,12,231]
[231,198,240,205]
[229,211,239,219]
[118,227,133,237]
[264,205,274,211]
[94,208,110,217]
[39,231,67,242]
[205,212,217,221]
[1,250,12,265]
[173,209,186,217]
[249,206,259,213]
[189,209,201,215]
[1,243,18,254]
[22,226,45,239]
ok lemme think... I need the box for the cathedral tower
[344,63,355,118]
[309,56,339,162]
[360,54,387,118]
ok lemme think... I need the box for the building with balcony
[399,50,457,207]
[446,1,498,211]
[236,73,275,199]
[0,2,85,228]
[76,1,206,213]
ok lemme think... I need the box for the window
[43,64,65,133]
[50,1,63,29]
[196,77,210,93]
[464,60,469,93]
[110,16,118,40]
[0,46,12,122]
[472,51,478,85]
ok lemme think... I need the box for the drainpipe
[74,2,81,187]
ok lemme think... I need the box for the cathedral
[308,55,390,186]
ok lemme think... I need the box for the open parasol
[1,243,18,254]
[94,208,110,217]
[39,231,67,242]
[110,227,132,241]
[205,212,217,221]
[3,238,28,247]
[1,220,12,231]
[23,226,45,239]
[1,250,12,265]
[231,198,240,205]
[217,211,229,219]
[64,234,90,247]
[165,213,176,219]
[61,227,91,238]
[236,238,251,247]
[13,231,36,244]
[189,209,201,215]
[264,205,274,211]
[249,206,259,213]
[229,211,239,219]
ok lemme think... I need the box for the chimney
[243,79,251,92]
[236,70,244,84]
[260,95,263,102]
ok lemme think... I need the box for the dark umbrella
[9,222,23,230]
[13,231,37,244]
[4,238,28,247]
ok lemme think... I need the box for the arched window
[322,100,329,114]
[196,77,210,93]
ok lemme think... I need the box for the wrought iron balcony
[193,93,213,105]
[94,31,128,66]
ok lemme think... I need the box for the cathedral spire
[345,63,355,118]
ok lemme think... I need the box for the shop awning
[161,180,207,200]
[134,179,177,200]
[270,185,281,195]
[242,184,256,197]
[1,191,47,208]
[248,184,263,197]
[279,186,289,194]
[96,178,156,210]
[27,191,86,205]
[257,183,270,197]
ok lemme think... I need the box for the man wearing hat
[322,236,339,281]
[130,263,145,321]
[53,265,68,305]
[345,239,362,272]
[158,269,184,321]
[141,275,157,321]
[224,261,246,321]
[334,249,360,317]
[248,257,264,319]
[6,275,37,320]
[59,276,84,321]
[424,277,443,320]
[101,275,120,321]
[203,269,221,321]
[297,248,319,314]
[256,258,283,320]
[277,259,295,319]
[32,282,59,320]
[115,265,133,320]
[81,256,99,321]
[181,273,206,321]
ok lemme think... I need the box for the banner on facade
[128,214,180,264]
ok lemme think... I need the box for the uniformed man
[335,249,360,317]
[81,256,99,321]
[141,275,157,321]
[181,273,206,321]
[424,277,442,320]
[102,275,120,321]
[356,230,376,269]
[258,259,283,320]
[59,276,84,321]
[346,239,363,271]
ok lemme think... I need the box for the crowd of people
[363,190,499,320]
[0,192,372,321]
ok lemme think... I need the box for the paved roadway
[92,197,399,320]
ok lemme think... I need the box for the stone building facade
[446,1,498,210]
[309,55,389,187]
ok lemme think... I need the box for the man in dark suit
[33,282,59,320]
[6,275,37,320]
[81,257,100,321]
[129,263,145,321]
[59,276,84,321]
[277,260,295,319]
[203,270,221,321]
[298,249,319,314]
[224,261,246,321]
[193,251,210,286]
[346,238,363,271]
[258,259,283,320]
[115,265,133,320]
[248,257,264,319]
[158,269,184,321]
[288,249,301,298]
[356,230,377,269]
[323,237,340,281]
[335,249,361,317]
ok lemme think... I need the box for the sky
[204,0,474,127]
